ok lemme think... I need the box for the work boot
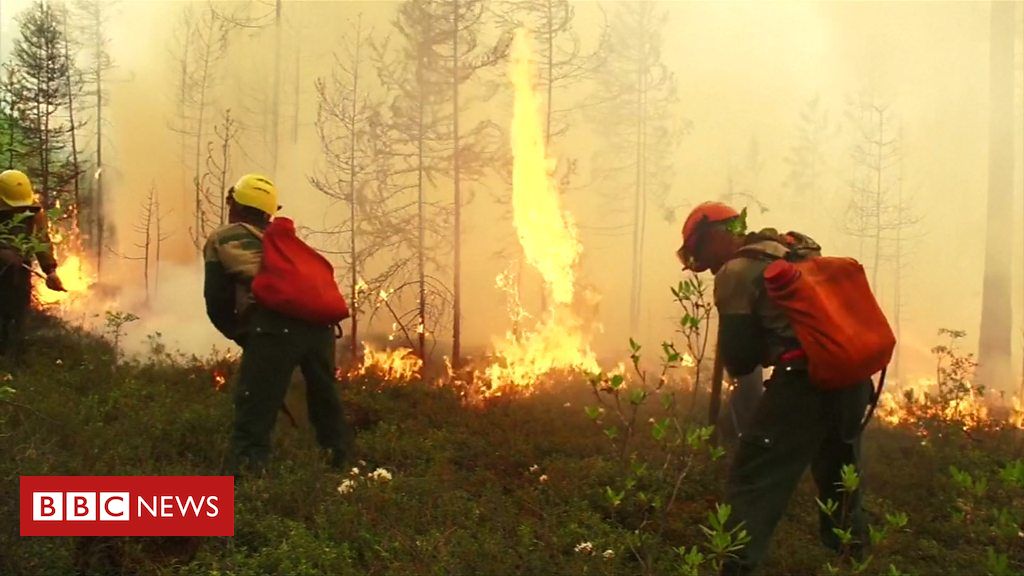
[327,448,348,471]
[720,559,754,576]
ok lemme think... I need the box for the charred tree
[977,1,1015,394]
[169,4,232,251]
[588,0,681,334]
[72,0,116,281]
[311,15,417,360]
[375,0,456,359]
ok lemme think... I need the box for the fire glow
[36,220,95,308]
[355,343,423,382]
[874,377,1024,431]
[476,29,599,397]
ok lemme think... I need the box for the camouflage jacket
[0,205,58,274]
[713,228,821,376]
[203,222,265,343]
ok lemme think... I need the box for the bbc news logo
[20,476,234,536]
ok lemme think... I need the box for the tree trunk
[62,10,80,225]
[95,4,105,281]
[293,43,300,144]
[271,0,282,175]
[193,16,214,248]
[452,0,462,368]
[894,133,903,385]
[872,108,883,291]
[629,48,647,333]
[545,0,554,146]
[155,196,161,298]
[977,0,1015,395]
[144,194,152,304]
[417,93,426,359]
[349,17,362,361]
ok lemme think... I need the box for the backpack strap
[731,230,822,263]
[236,222,264,240]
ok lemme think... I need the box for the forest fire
[355,343,423,381]
[36,253,93,306]
[212,370,227,391]
[474,30,599,398]
[35,220,95,308]
[873,377,1012,431]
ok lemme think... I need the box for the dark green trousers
[228,308,346,474]
[722,367,872,574]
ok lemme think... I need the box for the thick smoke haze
[1,1,1020,394]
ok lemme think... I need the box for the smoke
[1,1,1017,391]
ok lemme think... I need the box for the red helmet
[678,201,740,271]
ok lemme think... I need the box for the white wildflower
[563,402,572,408]
[528,464,539,474]
[602,549,615,560]
[539,474,549,484]
[369,467,393,483]
[349,467,360,477]
[55,359,63,366]
[336,479,356,495]
[574,541,594,554]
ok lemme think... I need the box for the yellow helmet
[0,170,37,208]
[231,173,278,216]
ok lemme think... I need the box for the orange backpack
[251,217,350,326]
[759,252,895,390]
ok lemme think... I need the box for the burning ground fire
[258,30,1024,427]
[354,29,600,396]
[354,344,423,382]
[472,29,600,397]
[875,377,1024,432]
[35,220,96,309]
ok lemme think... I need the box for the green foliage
[104,310,139,361]
[949,460,1024,566]
[699,504,750,573]
[7,0,83,207]
[1,315,1020,576]
[587,335,731,575]
[817,466,910,576]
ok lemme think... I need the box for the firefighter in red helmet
[678,202,873,575]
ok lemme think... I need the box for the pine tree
[9,1,83,209]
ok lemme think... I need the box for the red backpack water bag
[251,217,350,325]
[761,256,895,390]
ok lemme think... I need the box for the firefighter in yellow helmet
[203,174,348,477]
[0,170,65,358]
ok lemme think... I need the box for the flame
[36,219,95,307]
[1010,397,1023,429]
[875,376,997,430]
[37,253,93,305]
[475,30,599,398]
[355,343,423,381]
[212,370,227,391]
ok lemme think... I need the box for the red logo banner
[20,476,234,536]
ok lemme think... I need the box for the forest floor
[1,313,1022,576]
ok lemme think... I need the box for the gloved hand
[45,272,66,292]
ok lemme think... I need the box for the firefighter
[678,201,872,575]
[203,173,348,475]
[0,170,65,359]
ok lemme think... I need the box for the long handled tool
[708,339,725,427]
[22,264,67,292]
[21,263,46,280]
